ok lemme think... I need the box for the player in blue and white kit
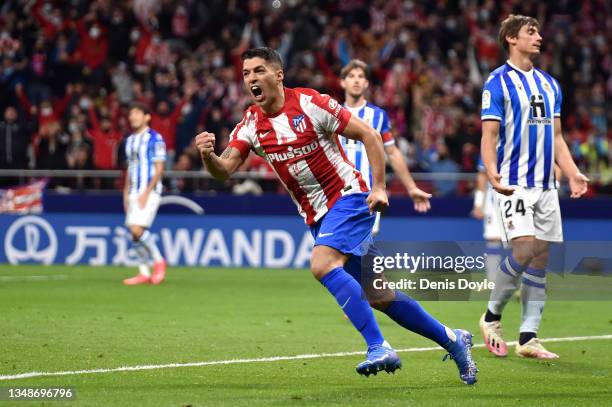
[479,15,589,359]
[338,59,431,235]
[472,156,504,280]
[123,103,167,286]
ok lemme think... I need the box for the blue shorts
[310,193,375,257]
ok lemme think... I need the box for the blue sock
[384,290,450,347]
[320,267,384,348]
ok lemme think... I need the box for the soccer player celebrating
[195,47,477,384]
[338,59,431,235]
[123,103,167,285]
[479,15,589,358]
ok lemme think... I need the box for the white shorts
[372,212,381,236]
[483,184,501,241]
[125,192,161,228]
[495,186,563,243]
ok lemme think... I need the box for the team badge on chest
[292,114,307,133]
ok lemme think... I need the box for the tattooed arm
[195,131,246,181]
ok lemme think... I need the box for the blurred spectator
[0,106,31,186]
[35,121,69,188]
[0,0,607,195]
[15,83,72,128]
[86,100,122,170]
[0,106,29,169]
[66,126,94,189]
[170,151,194,193]
[430,141,460,196]
[150,84,195,164]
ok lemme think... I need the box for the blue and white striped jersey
[481,61,561,189]
[338,101,395,189]
[125,127,166,195]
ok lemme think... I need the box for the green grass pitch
[0,266,611,406]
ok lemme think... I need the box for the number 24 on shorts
[502,198,526,218]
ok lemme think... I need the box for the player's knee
[512,240,537,265]
[311,261,338,280]
[310,247,346,280]
[367,296,391,311]
[366,285,394,310]
[310,256,344,280]
[130,226,144,241]
[530,249,549,269]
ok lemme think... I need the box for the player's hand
[489,173,514,196]
[367,187,389,214]
[138,192,149,209]
[123,195,128,213]
[408,187,432,213]
[195,131,216,160]
[471,206,484,219]
[569,172,589,198]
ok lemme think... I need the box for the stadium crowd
[0,0,609,194]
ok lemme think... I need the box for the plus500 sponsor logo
[267,140,319,162]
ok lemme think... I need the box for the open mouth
[250,84,263,99]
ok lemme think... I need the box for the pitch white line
[0,275,67,282]
[1,334,610,381]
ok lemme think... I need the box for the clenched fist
[367,187,389,214]
[195,131,216,159]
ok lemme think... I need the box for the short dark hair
[129,102,151,115]
[241,47,283,70]
[499,14,540,52]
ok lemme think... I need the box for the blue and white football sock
[321,267,385,348]
[133,240,151,277]
[140,230,164,263]
[487,255,527,317]
[485,241,504,282]
[520,267,547,335]
[383,290,456,346]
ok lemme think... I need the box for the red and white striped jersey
[228,87,368,225]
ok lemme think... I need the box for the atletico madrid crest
[292,114,307,133]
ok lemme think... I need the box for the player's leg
[354,250,455,347]
[311,245,383,348]
[140,229,166,284]
[481,188,536,356]
[486,238,533,317]
[311,245,401,376]
[377,293,478,385]
[124,193,166,285]
[123,194,151,285]
[139,193,166,284]
[483,189,504,282]
[515,239,557,358]
[484,240,504,282]
[310,192,399,376]
[516,189,563,359]
[347,249,477,385]
[123,223,152,285]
